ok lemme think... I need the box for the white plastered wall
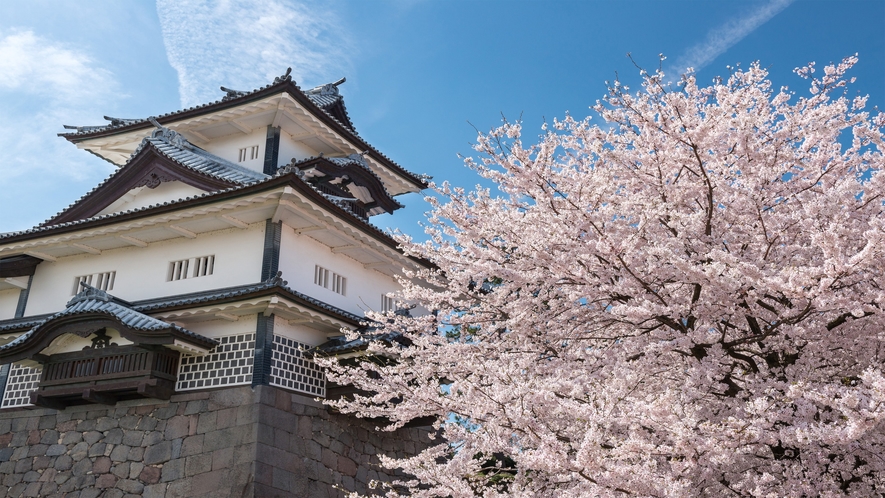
[278,224,401,317]
[96,181,206,217]
[278,131,321,166]
[23,223,266,317]
[272,315,327,346]
[181,317,257,340]
[0,290,20,321]
[200,128,267,173]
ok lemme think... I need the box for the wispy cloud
[671,0,794,75]
[155,0,354,108]
[0,29,120,180]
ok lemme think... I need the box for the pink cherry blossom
[322,56,885,497]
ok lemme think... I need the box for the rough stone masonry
[0,385,431,497]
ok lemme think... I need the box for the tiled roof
[0,167,435,271]
[39,127,266,228]
[314,330,405,355]
[134,272,364,324]
[0,285,217,353]
[57,70,429,191]
[141,128,267,185]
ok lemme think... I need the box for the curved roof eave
[59,80,429,192]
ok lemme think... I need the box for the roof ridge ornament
[307,77,346,97]
[148,117,190,149]
[275,158,309,179]
[67,281,112,306]
[264,271,288,287]
[273,67,293,85]
[103,116,140,127]
[220,86,248,102]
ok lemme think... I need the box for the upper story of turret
[55,68,428,224]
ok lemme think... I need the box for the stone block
[22,470,41,483]
[256,424,274,445]
[26,430,40,445]
[112,461,131,478]
[237,404,257,426]
[26,443,48,456]
[254,461,273,485]
[110,444,131,462]
[39,430,59,445]
[117,479,145,494]
[83,431,103,445]
[10,431,28,447]
[11,445,29,460]
[272,467,296,492]
[13,458,31,473]
[208,386,252,410]
[161,458,185,482]
[321,448,337,469]
[87,442,107,457]
[76,419,96,432]
[32,455,50,470]
[234,443,255,465]
[53,455,72,471]
[165,478,190,497]
[105,427,124,444]
[61,431,82,445]
[44,444,66,457]
[153,404,177,420]
[215,407,237,429]
[96,416,119,431]
[180,435,204,457]
[21,482,41,497]
[338,455,357,477]
[211,446,233,470]
[93,456,112,474]
[72,457,92,476]
[129,461,144,479]
[183,400,207,415]
[3,471,23,487]
[137,416,159,431]
[143,431,164,446]
[196,412,217,434]
[122,430,144,446]
[144,441,173,465]
[185,454,211,477]
[127,446,145,462]
[165,416,189,440]
[119,415,140,430]
[139,465,161,484]
[95,473,117,488]
[143,483,167,498]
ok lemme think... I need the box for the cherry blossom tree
[323,56,885,497]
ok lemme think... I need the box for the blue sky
[0,0,882,239]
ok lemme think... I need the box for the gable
[96,181,205,218]
[44,140,246,227]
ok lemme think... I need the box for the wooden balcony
[29,345,180,409]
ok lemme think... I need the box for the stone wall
[0,385,430,497]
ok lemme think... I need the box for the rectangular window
[238,145,260,162]
[382,295,396,313]
[72,271,116,294]
[314,265,346,295]
[168,255,214,281]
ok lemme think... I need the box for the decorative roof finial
[67,281,112,306]
[273,68,293,85]
[148,117,189,149]
[220,86,247,102]
[264,271,288,287]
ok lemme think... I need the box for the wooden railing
[29,345,180,408]
[39,346,178,386]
